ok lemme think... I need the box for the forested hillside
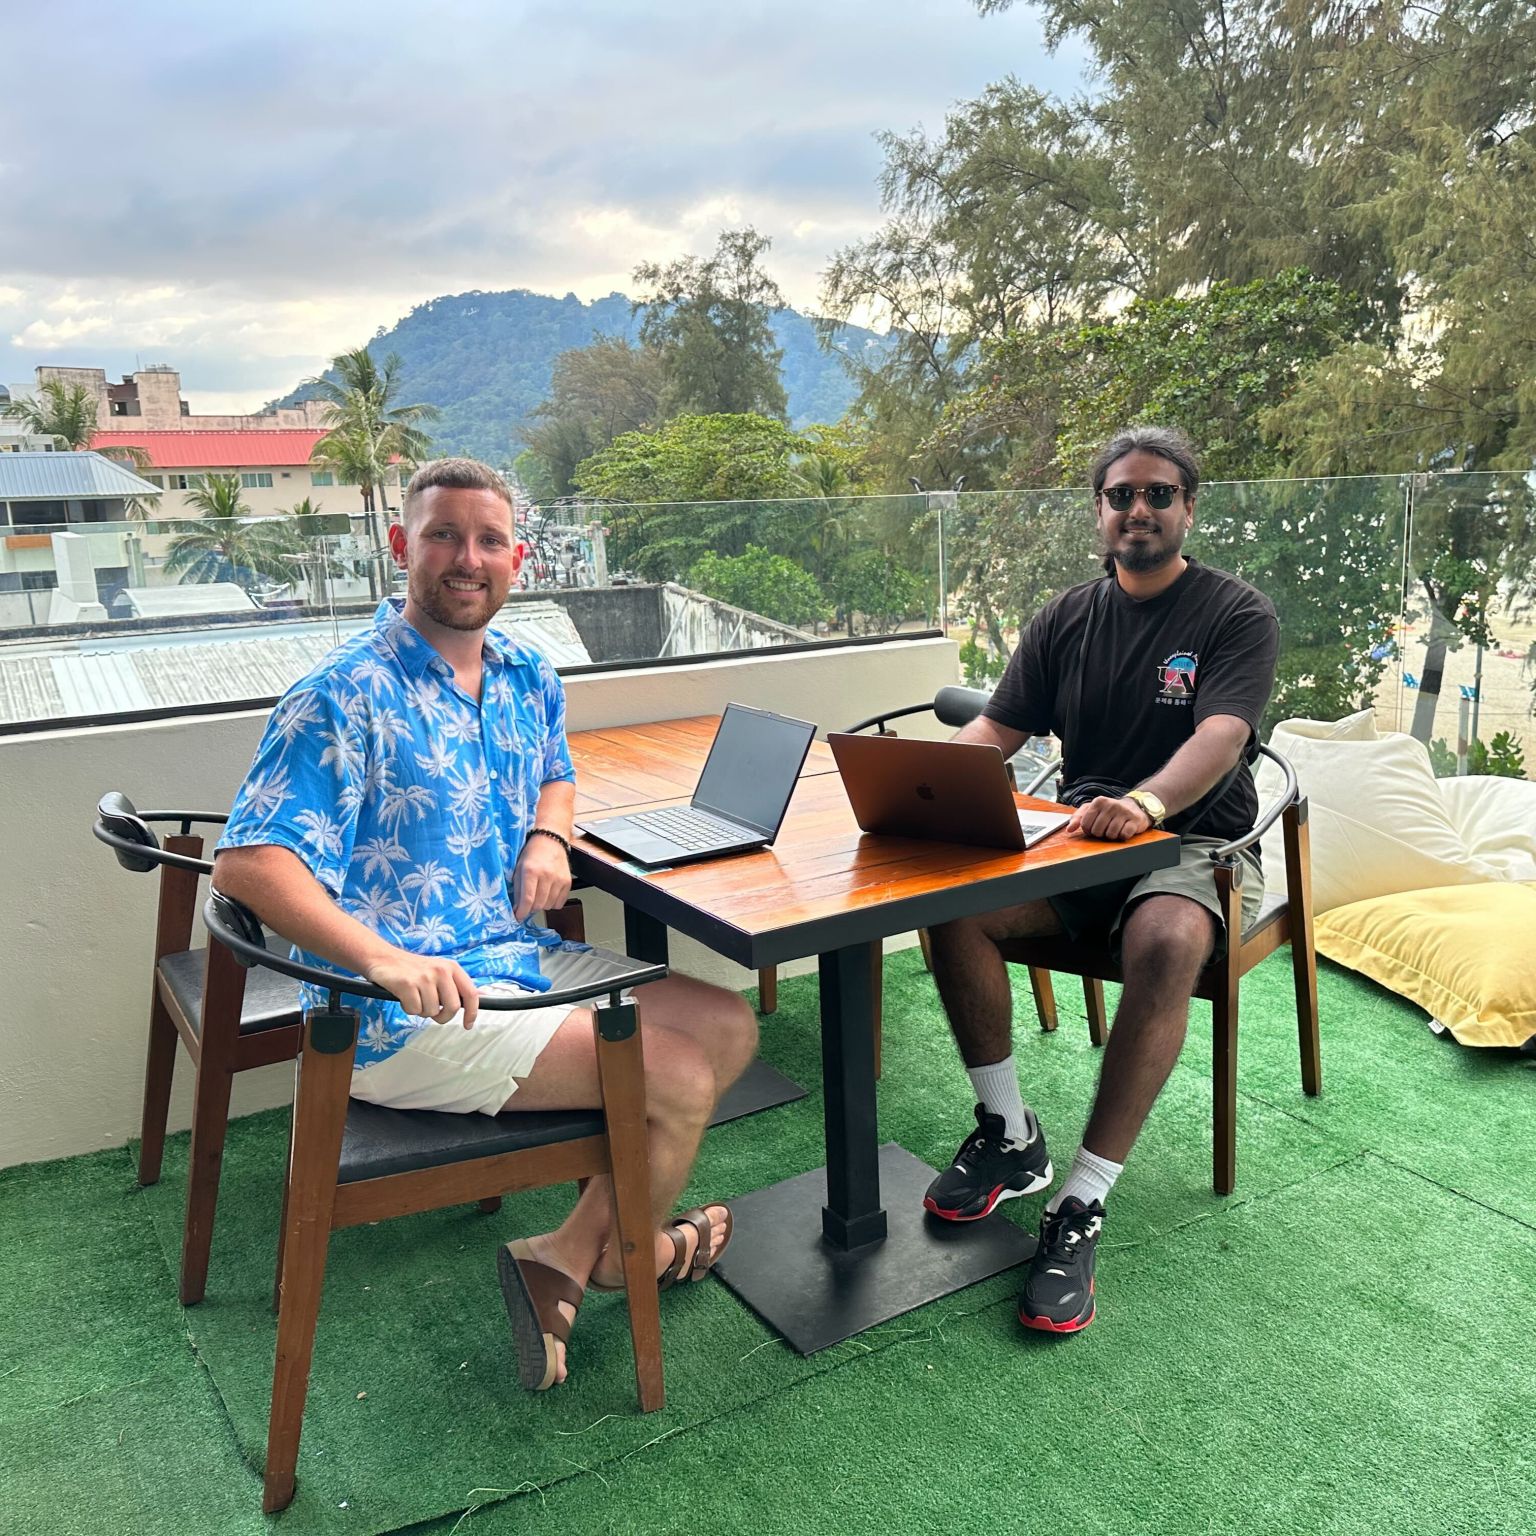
[275,288,888,461]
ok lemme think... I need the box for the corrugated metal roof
[0,452,163,500]
[0,601,591,725]
[89,430,328,468]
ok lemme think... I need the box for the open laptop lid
[691,703,817,837]
[828,732,1058,850]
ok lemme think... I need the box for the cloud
[0,0,1087,405]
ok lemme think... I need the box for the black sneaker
[1018,1196,1103,1333]
[923,1103,1052,1222]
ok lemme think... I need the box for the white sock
[965,1057,1036,1146]
[1046,1145,1123,1213]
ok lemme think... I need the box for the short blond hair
[401,457,514,524]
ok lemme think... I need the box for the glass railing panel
[1403,471,1536,779]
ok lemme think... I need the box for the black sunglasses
[1099,482,1186,512]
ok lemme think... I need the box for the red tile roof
[90,430,328,468]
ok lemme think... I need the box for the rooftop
[3,948,1532,1535]
[0,451,163,500]
[89,430,329,468]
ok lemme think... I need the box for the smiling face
[389,485,522,637]
[1094,448,1196,575]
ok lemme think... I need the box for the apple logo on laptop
[916,783,935,801]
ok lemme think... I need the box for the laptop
[576,703,817,867]
[827,732,1072,851]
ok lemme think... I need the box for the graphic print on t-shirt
[1156,651,1199,703]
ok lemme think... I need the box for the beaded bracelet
[526,826,573,856]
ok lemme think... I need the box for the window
[142,475,164,489]
[310,471,334,487]
[240,472,274,489]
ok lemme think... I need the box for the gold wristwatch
[1125,789,1167,829]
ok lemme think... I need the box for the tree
[634,228,788,420]
[687,546,827,628]
[3,379,152,475]
[823,549,927,637]
[520,335,667,496]
[573,413,808,580]
[164,475,305,592]
[306,348,439,519]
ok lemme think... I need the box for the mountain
[275,288,893,463]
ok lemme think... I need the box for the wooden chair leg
[180,1060,233,1306]
[138,993,179,1186]
[918,928,933,973]
[272,1107,293,1315]
[140,833,203,1186]
[757,966,777,1015]
[264,1030,354,1514]
[870,942,883,1080]
[1029,968,1058,1032]
[593,1001,664,1413]
[1282,802,1322,1097]
[1084,978,1108,1048]
[1212,864,1244,1197]
[544,898,586,944]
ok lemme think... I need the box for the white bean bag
[1254,710,1536,912]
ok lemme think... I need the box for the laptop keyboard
[634,806,746,849]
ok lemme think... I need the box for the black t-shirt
[983,559,1279,842]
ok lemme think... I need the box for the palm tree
[164,474,305,593]
[3,378,154,500]
[304,348,439,598]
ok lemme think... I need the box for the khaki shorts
[349,944,638,1117]
[1047,836,1264,963]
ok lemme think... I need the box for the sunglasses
[1099,483,1186,512]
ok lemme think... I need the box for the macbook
[827,732,1071,851]
[576,703,816,867]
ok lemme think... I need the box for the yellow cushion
[1314,883,1536,1048]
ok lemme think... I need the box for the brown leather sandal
[588,1203,735,1293]
[496,1240,582,1390]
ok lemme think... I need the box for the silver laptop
[827,732,1071,851]
[577,703,816,867]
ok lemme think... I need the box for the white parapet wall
[0,634,958,1169]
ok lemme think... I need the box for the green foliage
[1429,732,1528,780]
[687,545,827,628]
[959,637,1005,688]
[165,475,306,591]
[823,549,926,636]
[306,349,438,515]
[511,449,558,504]
[2,378,100,449]
[634,229,788,421]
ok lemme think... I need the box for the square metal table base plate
[709,1058,806,1127]
[713,1142,1037,1354]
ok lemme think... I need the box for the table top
[568,716,1178,969]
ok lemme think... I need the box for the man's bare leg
[498,976,756,1381]
[927,899,1062,1066]
[1080,894,1216,1164]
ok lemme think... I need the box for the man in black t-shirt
[923,426,1278,1334]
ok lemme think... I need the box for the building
[85,429,383,521]
[0,452,163,626]
[26,364,329,432]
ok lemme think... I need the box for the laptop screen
[692,704,816,836]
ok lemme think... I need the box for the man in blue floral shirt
[215,458,754,1391]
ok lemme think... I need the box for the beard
[1107,526,1184,574]
[410,570,504,631]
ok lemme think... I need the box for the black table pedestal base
[713,1142,1037,1354]
[709,1058,807,1126]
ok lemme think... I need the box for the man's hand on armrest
[212,845,479,1027]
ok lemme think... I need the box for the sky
[0,1,1087,414]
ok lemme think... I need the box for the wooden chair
[202,890,669,1514]
[1003,743,1321,1195]
[93,792,304,1305]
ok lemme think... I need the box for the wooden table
[568,714,1180,1352]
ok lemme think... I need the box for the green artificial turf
[4,949,1533,1536]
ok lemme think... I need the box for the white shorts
[349,945,638,1117]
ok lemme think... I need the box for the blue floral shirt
[217,598,577,1066]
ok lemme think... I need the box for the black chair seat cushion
[158,948,303,1035]
[1244,891,1288,942]
[339,1101,604,1184]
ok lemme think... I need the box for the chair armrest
[1208,745,1298,860]
[202,890,668,1010]
[93,791,228,875]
